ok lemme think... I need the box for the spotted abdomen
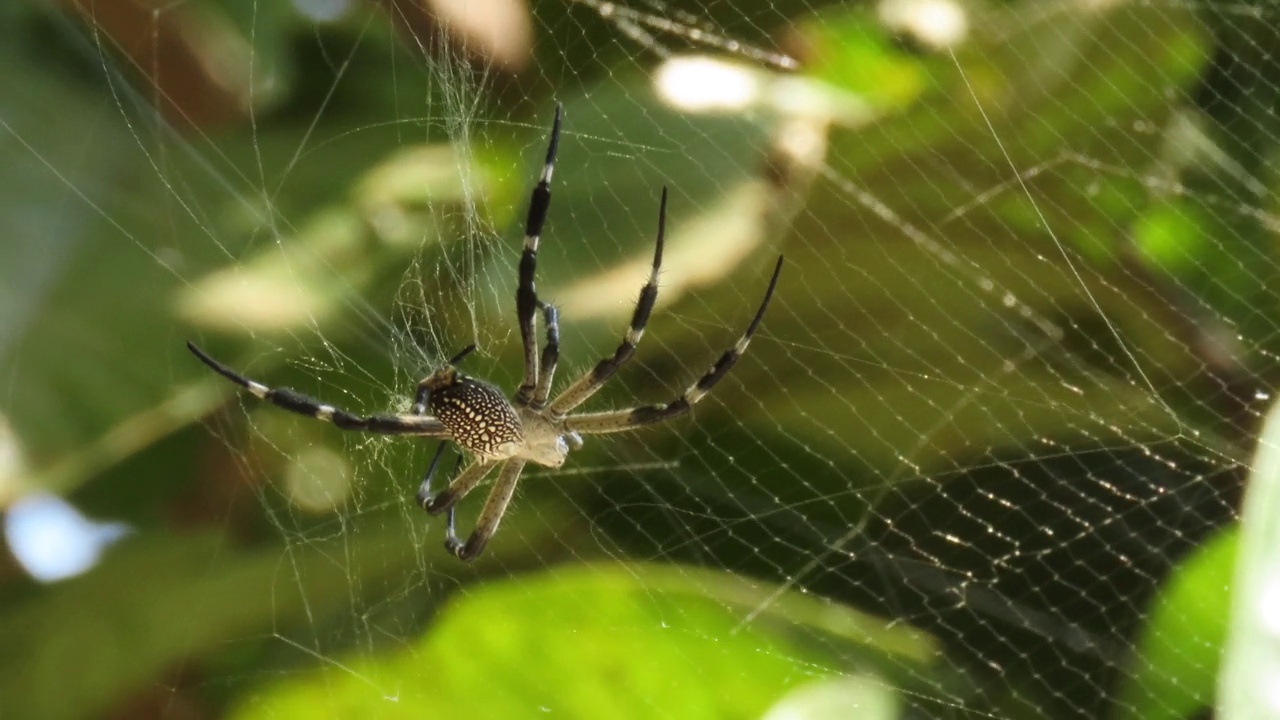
[429,377,524,458]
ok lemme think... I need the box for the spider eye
[428,379,524,459]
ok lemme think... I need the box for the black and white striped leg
[531,302,560,408]
[563,255,784,436]
[445,459,527,561]
[188,342,451,437]
[548,187,668,417]
[515,105,563,406]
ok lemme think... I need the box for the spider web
[0,0,1270,717]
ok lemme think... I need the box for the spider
[187,106,783,561]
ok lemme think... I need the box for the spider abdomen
[428,377,524,459]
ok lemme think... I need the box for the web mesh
[0,0,1272,718]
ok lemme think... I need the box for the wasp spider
[188,106,783,561]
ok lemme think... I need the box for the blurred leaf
[1132,198,1215,275]
[761,674,901,720]
[177,143,490,334]
[0,531,388,720]
[228,563,941,719]
[793,7,928,110]
[727,1,1214,479]
[0,500,577,720]
[1219,399,1280,720]
[1116,525,1234,720]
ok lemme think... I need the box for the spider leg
[514,105,563,406]
[415,441,462,539]
[531,301,560,407]
[445,459,527,561]
[418,458,499,515]
[563,255,783,435]
[547,187,667,417]
[188,342,451,437]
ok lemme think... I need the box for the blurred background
[1,0,1277,717]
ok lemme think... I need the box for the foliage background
[1,0,1275,718]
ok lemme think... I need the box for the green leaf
[1116,526,1234,720]
[228,564,940,719]
[1219,399,1280,720]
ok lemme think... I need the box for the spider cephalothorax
[188,105,782,561]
